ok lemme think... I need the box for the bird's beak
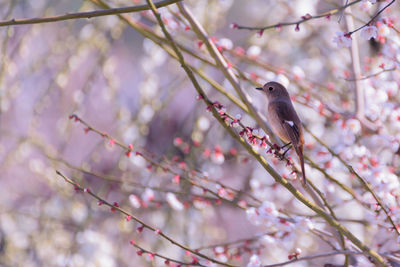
[255,87,263,90]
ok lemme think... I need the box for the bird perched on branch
[256,82,306,184]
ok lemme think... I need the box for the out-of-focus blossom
[218,38,233,50]
[292,65,305,80]
[246,207,262,225]
[129,194,142,209]
[347,119,361,134]
[360,26,378,40]
[258,201,279,218]
[166,193,184,211]
[246,201,283,228]
[141,188,155,203]
[276,74,290,87]
[247,45,261,58]
[294,217,314,232]
[360,0,372,11]
[333,32,352,48]
[211,147,225,164]
[247,255,261,267]
[378,24,390,37]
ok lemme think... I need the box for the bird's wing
[272,101,302,145]
[273,100,306,183]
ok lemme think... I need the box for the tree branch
[56,171,235,267]
[263,250,363,267]
[141,1,388,265]
[233,0,361,32]
[0,0,182,27]
[177,2,277,143]
[344,2,378,132]
[347,0,396,36]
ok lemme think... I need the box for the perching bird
[256,82,306,184]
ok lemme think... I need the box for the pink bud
[230,23,239,29]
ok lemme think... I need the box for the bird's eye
[268,87,273,91]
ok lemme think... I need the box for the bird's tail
[296,145,306,184]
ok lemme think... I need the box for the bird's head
[255,81,290,101]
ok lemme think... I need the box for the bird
[255,81,306,184]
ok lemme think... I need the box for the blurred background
[0,0,399,266]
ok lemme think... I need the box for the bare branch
[56,171,236,267]
[263,250,363,267]
[233,0,361,32]
[0,0,182,27]
[345,67,396,81]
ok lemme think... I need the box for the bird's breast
[267,104,291,143]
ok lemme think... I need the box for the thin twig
[56,171,236,267]
[0,0,182,27]
[68,114,256,209]
[263,250,363,267]
[304,126,400,237]
[131,243,207,266]
[234,0,361,31]
[347,0,396,35]
[345,67,396,81]
[338,0,349,23]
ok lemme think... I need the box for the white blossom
[247,255,261,267]
[347,119,361,134]
[218,38,233,50]
[166,193,184,211]
[294,217,314,232]
[360,0,372,11]
[258,201,279,218]
[129,194,141,209]
[141,188,155,203]
[246,207,262,225]
[333,32,352,48]
[247,45,261,58]
[360,26,378,40]
[211,151,225,164]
